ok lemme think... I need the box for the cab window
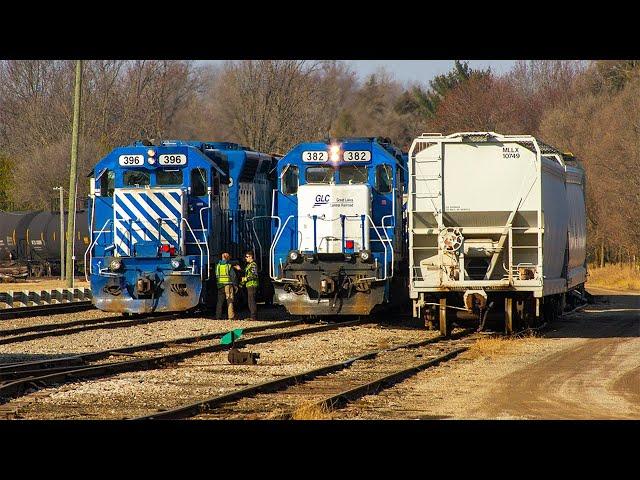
[282,164,299,195]
[100,170,115,197]
[305,166,334,184]
[191,168,207,196]
[375,164,393,193]
[123,170,150,187]
[157,169,183,186]
[339,165,368,184]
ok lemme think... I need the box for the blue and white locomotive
[85,140,277,314]
[269,137,409,316]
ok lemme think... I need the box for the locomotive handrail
[198,205,211,280]
[379,187,396,279]
[84,219,112,281]
[247,215,281,276]
[181,218,205,280]
[270,213,392,282]
[363,213,390,281]
[270,215,293,280]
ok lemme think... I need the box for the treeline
[0,59,637,265]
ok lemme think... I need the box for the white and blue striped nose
[113,188,183,257]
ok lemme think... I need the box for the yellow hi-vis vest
[216,262,232,288]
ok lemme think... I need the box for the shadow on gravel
[0,352,84,365]
[546,294,640,340]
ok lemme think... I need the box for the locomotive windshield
[124,170,150,187]
[338,165,368,184]
[305,166,334,184]
[157,170,183,186]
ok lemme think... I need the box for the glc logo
[314,194,330,207]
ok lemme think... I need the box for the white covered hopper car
[408,132,586,334]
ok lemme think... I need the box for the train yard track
[0,312,184,346]
[137,328,477,420]
[0,317,371,411]
[0,301,93,321]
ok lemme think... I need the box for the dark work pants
[246,286,257,320]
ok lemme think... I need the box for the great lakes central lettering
[312,194,355,208]
[313,194,330,206]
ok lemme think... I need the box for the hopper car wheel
[542,297,559,324]
[424,305,437,330]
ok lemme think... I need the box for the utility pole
[66,60,82,288]
[53,187,65,280]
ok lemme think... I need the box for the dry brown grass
[587,264,640,291]
[466,334,541,360]
[291,401,333,420]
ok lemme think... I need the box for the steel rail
[0,319,304,380]
[279,347,469,419]
[0,318,367,402]
[0,301,93,321]
[0,312,180,346]
[135,328,475,420]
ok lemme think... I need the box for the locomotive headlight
[330,144,340,162]
[109,259,122,271]
[170,258,183,270]
[288,250,300,262]
[148,158,156,165]
[360,250,371,262]
[147,149,156,157]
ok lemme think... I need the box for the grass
[466,333,541,360]
[587,264,640,291]
[291,401,333,420]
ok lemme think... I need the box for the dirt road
[336,287,639,419]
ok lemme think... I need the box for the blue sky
[199,60,516,86]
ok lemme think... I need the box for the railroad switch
[228,347,260,365]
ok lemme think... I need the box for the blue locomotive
[269,137,409,316]
[85,140,277,314]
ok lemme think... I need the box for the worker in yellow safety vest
[215,252,242,320]
[241,250,259,320]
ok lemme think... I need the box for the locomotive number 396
[118,155,144,166]
[159,154,187,166]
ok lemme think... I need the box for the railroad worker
[241,250,259,320]
[215,252,241,320]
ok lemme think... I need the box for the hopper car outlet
[76,132,587,333]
